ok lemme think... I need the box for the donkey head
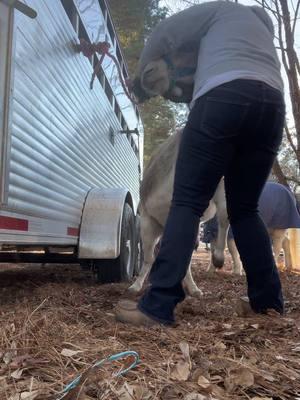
[132,50,197,104]
[141,59,170,97]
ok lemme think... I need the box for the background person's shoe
[115,300,160,327]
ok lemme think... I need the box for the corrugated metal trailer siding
[6,0,140,227]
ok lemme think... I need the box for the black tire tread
[96,203,135,283]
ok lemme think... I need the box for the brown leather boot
[115,300,161,327]
[236,296,256,317]
[236,296,282,317]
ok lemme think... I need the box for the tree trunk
[272,157,290,187]
[279,0,300,169]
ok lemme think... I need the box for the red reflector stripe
[67,227,79,236]
[0,216,28,231]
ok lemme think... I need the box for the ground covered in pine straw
[1,251,300,400]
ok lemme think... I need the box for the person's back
[137,1,282,102]
[193,2,283,99]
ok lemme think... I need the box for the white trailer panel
[0,0,142,245]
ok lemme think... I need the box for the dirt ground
[1,249,300,400]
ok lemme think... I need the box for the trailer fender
[78,188,134,259]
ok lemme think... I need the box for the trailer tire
[95,203,135,283]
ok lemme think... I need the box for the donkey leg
[207,239,217,274]
[282,232,293,272]
[227,238,243,275]
[183,263,203,297]
[211,209,229,269]
[269,229,285,270]
[128,215,161,293]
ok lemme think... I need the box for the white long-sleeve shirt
[137,1,283,102]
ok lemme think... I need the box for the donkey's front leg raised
[183,263,203,297]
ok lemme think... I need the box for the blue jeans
[138,79,285,324]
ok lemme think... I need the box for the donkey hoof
[212,253,224,269]
[189,288,203,298]
[127,284,142,294]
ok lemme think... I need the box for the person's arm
[137,1,221,74]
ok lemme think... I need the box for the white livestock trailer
[0,0,144,282]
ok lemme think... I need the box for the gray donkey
[128,129,229,297]
[132,51,196,104]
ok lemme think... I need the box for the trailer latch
[1,0,37,18]
[119,128,139,136]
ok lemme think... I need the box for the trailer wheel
[95,203,135,283]
[134,214,143,276]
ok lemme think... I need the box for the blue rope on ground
[57,350,140,399]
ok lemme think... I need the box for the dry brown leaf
[211,384,226,398]
[116,383,152,400]
[275,363,300,380]
[261,370,276,382]
[170,341,192,381]
[251,397,273,400]
[170,359,191,381]
[4,352,14,365]
[234,368,254,387]
[131,384,152,400]
[223,331,237,337]
[116,383,134,400]
[184,394,207,400]
[214,341,226,351]
[179,341,191,365]
[9,391,39,400]
[225,367,254,392]
[197,375,211,392]
[10,355,30,368]
[191,367,210,382]
[10,368,24,379]
[61,348,83,357]
[161,386,185,400]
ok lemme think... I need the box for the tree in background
[108,0,176,164]
[259,0,300,192]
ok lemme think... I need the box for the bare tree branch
[272,157,290,187]
[274,0,291,72]
[285,122,298,155]
[292,1,300,36]
[254,0,280,20]
[295,49,300,74]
